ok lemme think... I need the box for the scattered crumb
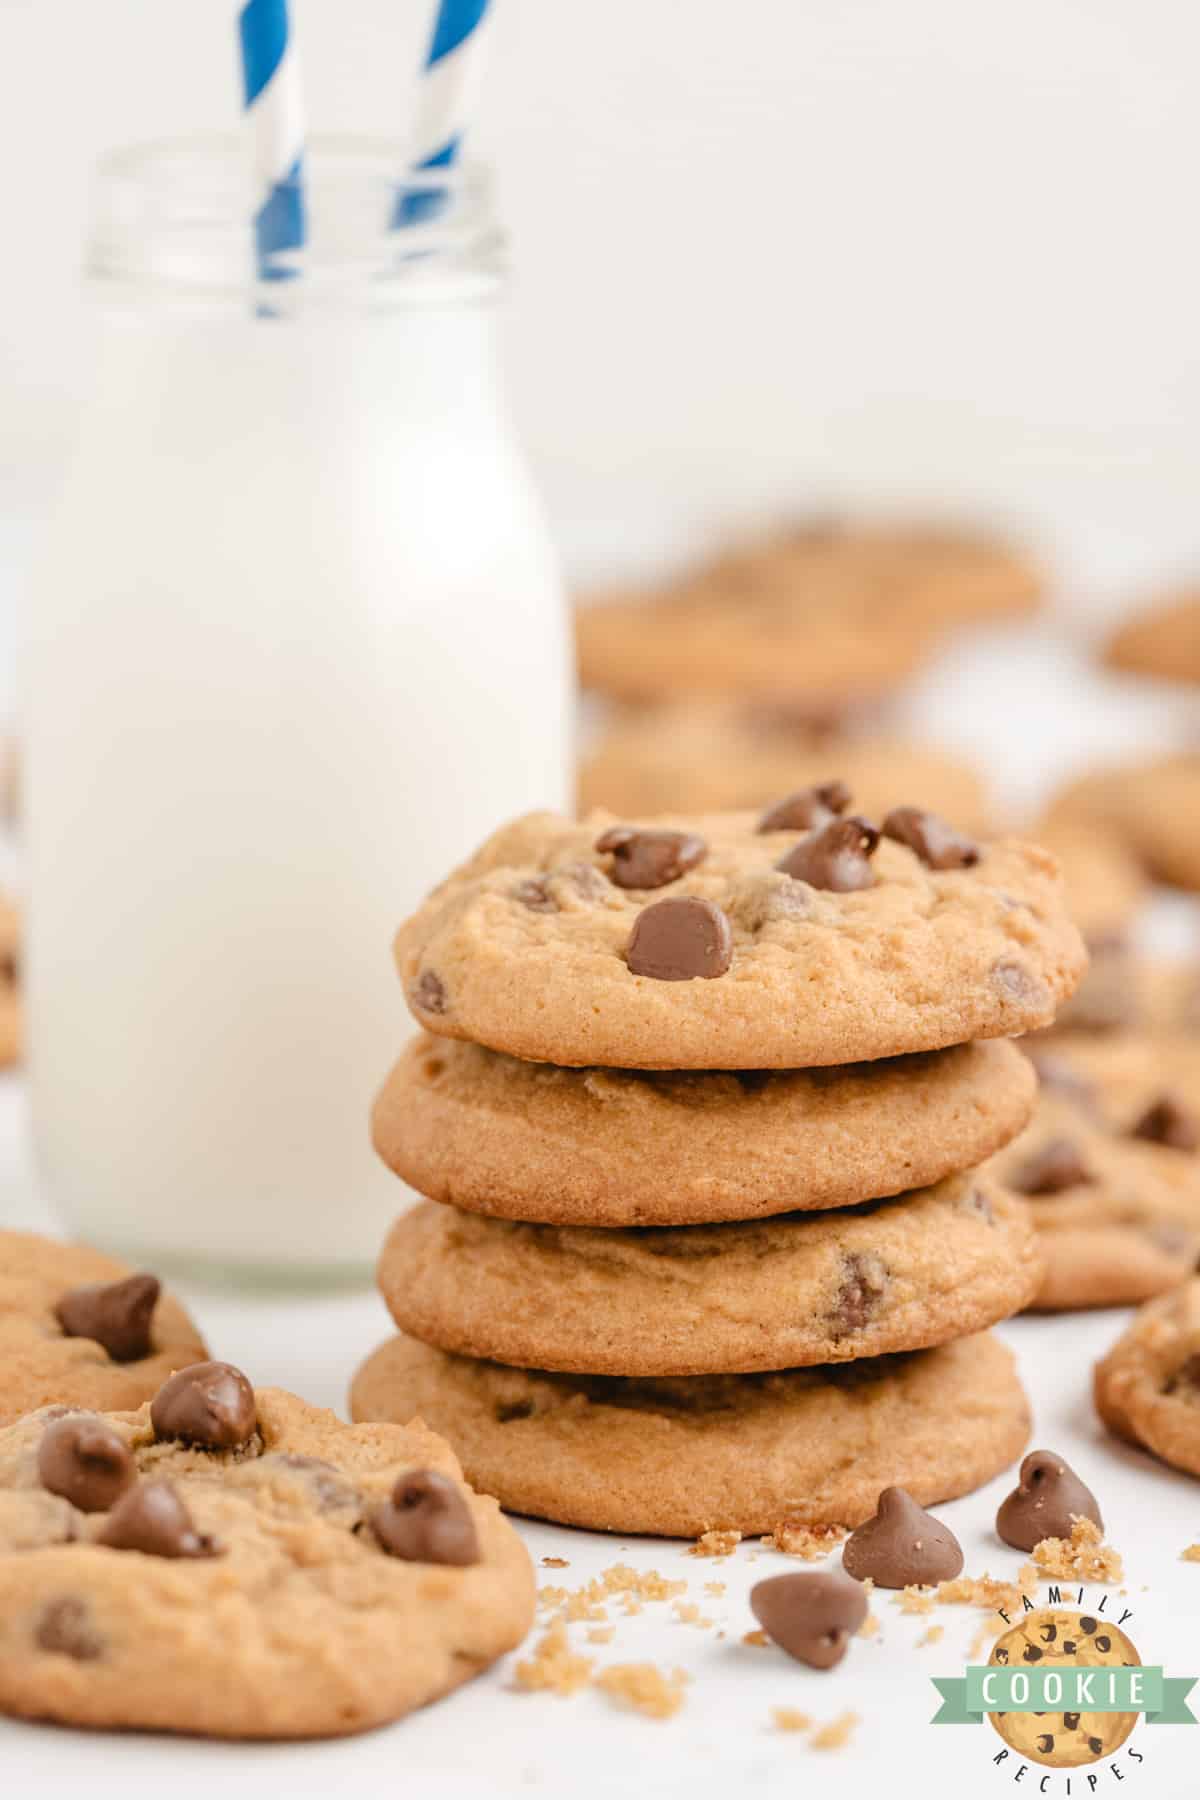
[969,1620,993,1661]
[743,1629,769,1648]
[514,1622,594,1697]
[540,1563,686,1624]
[596,1663,688,1720]
[772,1707,812,1733]
[896,1586,937,1615]
[918,1625,944,1648]
[1032,1517,1124,1584]
[672,1600,713,1629]
[689,1529,742,1559]
[1182,1545,1200,1564]
[858,1612,880,1640]
[896,1566,1037,1618]
[703,1580,726,1597]
[541,1556,569,1569]
[586,1626,615,1645]
[812,1711,859,1751]
[762,1521,849,1560]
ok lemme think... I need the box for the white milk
[25,143,571,1279]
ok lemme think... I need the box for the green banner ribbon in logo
[931,1667,1197,1726]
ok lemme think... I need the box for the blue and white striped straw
[238,0,305,277]
[394,0,493,226]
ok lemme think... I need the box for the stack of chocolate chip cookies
[353,791,1087,1538]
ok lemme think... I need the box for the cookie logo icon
[988,1608,1139,1768]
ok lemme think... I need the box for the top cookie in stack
[354,789,1085,1538]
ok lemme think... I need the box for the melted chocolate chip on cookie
[625,896,733,981]
[595,827,708,890]
[1011,1138,1095,1196]
[55,1273,160,1364]
[99,1480,221,1559]
[37,1416,136,1514]
[882,806,980,870]
[412,970,448,1016]
[371,1469,479,1566]
[777,816,880,892]
[1130,1092,1199,1153]
[150,1362,257,1451]
[829,1251,888,1333]
[757,781,852,834]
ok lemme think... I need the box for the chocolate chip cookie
[395,808,1085,1069]
[994,1090,1200,1311]
[1094,1279,1200,1479]
[374,1035,1036,1226]
[376,1173,1042,1376]
[0,1231,208,1425]
[989,1609,1139,1768]
[350,1329,1030,1538]
[0,1368,534,1737]
[578,702,991,824]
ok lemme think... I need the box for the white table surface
[2,617,1200,1799]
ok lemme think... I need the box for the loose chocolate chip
[842,1487,964,1588]
[150,1361,257,1450]
[1011,1138,1095,1196]
[776,817,880,892]
[625,896,733,981]
[830,1251,888,1334]
[370,1469,479,1566]
[1131,1092,1200,1153]
[98,1480,220,1558]
[513,877,558,912]
[36,1597,103,1661]
[757,781,852,834]
[882,806,980,870]
[54,1272,160,1364]
[749,1570,867,1670]
[594,827,708,890]
[996,1450,1103,1551]
[412,970,448,1015]
[37,1416,136,1514]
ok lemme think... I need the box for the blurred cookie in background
[1104,586,1200,685]
[1028,821,1147,1034]
[1045,753,1200,891]
[579,700,989,826]
[575,517,1042,705]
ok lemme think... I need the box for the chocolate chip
[992,961,1047,1007]
[513,877,558,912]
[960,1188,996,1225]
[1064,1712,1080,1731]
[37,1416,136,1513]
[1023,1644,1044,1662]
[36,1597,103,1661]
[1164,1353,1200,1401]
[749,1570,867,1670]
[370,1469,479,1566]
[996,1450,1103,1551]
[1079,1616,1097,1634]
[594,827,708,890]
[150,1361,257,1450]
[757,781,852,834]
[494,1399,535,1423]
[1087,1737,1104,1756]
[261,1452,360,1514]
[777,817,879,892]
[882,806,980,870]
[842,1487,964,1588]
[1095,1634,1112,1653]
[412,970,448,1016]
[1011,1138,1095,1196]
[829,1251,888,1334]
[98,1480,220,1558]
[1036,1735,1055,1755]
[625,896,733,981]
[54,1272,160,1364]
[1131,1092,1200,1152]
[1024,1050,1098,1113]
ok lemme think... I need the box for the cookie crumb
[918,1625,944,1647]
[596,1663,688,1720]
[1031,1517,1124,1583]
[858,1611,880,1640]
[743,1628,769,1647]
[514,1622,594,1697]
[762,1521,849,1560]
[586,1626,615,1644]
[896,1586,937,1615]
[703,1580,726,1597]
[772,1707,812,1733]
[672,1600,713,1629]
[812,1710,859,1751]
[541,1556,569,1569]
[689,1529,741,1559]
[1182,1544,1200,1563]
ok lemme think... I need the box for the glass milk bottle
[26,139,572,1281]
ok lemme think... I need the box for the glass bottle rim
[86,133,505,308]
